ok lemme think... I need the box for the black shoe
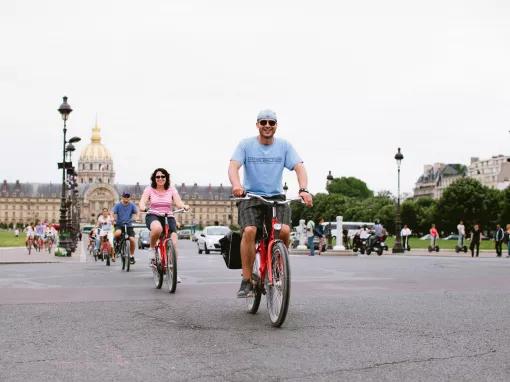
[237,279,253,298]
[129,256,135,264]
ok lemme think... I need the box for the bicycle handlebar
[143,208,191,214]
[230,193,304,205]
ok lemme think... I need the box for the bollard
[297,219,307,250]
[333,216,345,250]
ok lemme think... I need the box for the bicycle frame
[256,211,281,288]
[157,216,172,269]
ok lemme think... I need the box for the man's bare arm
[228,160,244,196]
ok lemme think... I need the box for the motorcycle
[352,234,368,254]
[366,235,388,256]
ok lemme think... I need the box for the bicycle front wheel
[124,240,131,272]
[165,240,177,293]
[266,241,291,327]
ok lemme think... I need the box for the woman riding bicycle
[139,168,189,282]
[96,208,114,261]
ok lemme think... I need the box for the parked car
[81,225,94,235]
[177,229,192,240]
[197,226,231,254]
[137,229,150,249]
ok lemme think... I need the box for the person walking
[495,224,504,257]
[457,220,466,249]
[470,224,481,257]
[506,224,510,258]
[401,224,412,251]
[315,217,325,254]
[306,219,316,256]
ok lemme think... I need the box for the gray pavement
[1,241,510,381]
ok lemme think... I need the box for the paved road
[1,241,510,381]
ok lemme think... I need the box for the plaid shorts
[238,196,291,234]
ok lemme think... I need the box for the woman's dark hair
[150,168,170,190]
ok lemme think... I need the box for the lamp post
[392,148,404,254]
[326,170,334,189]
[283,182,288,196]
[326,171,334,249]
[57,96,73,255]
[65,139,80,253]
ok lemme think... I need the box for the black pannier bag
[219,231,242,269]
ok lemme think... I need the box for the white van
[321,221,374,239]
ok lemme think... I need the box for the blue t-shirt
[113,202,138,226]
[231,137,302,196]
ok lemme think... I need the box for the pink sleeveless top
[142,186,179,216]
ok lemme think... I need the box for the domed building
[77,123,115,185]
[0,121,237,228]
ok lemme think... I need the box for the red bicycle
[26,236,34,255]
[151,209,186,293]
[234,193,302,327]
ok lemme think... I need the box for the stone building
[0,123,237,228]
[468,155,510,190]
[413,163,467,199]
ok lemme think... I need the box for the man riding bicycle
[228,109,313,298]
[113,192,138,265]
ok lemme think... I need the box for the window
[90,164,93,170]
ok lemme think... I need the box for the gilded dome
[79,123,112,161]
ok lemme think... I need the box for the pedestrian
[429,224,439,250]
[14,228,19,237]
[495,224,504,257]
[401,224,412,251]
[306,219,315,256]
[315,217,325,254]
[457,220,466,249]
[506,224,510,258]
[470,224,481,257]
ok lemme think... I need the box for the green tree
[435,178,500,233]
[499,187,510,227]
[326,177,373,199]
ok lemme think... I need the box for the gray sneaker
[236,279,253,298]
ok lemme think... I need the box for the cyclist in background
[97,208,114,261]
[228,109,313,298]
[25,223,35,250]
[34,220,46,251]
[113,192,138,265]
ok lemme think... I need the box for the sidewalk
[0,243,83,264]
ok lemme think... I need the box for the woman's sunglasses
[258,120,276,127]
[155,175,166,179]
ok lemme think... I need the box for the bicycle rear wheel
[125,240,131,272]
[152,251,163,289]
[121,240,126,270]
[247,252,261,314]
[266,241,291,327]
[165,240,177,293]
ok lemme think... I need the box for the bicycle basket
[219,231,242,269]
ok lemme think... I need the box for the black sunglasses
[258,120,276,127]
[155,175,166,179]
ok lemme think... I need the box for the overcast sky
[1,0,509,196]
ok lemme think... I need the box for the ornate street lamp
[326,171,334,249]
[57,96,73,255]
[326,170,334,189]
[283,182,288,196]
[392,148,404,254]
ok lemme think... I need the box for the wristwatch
[298,188,309,194]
